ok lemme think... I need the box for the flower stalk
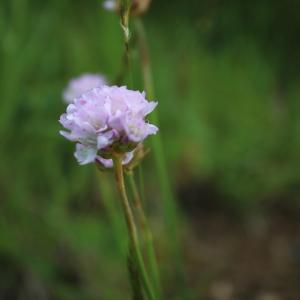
[118,0,133,87]
[127,170,162,299]
[134,17,193,300]
[113,153,155,300]
[134,16,178,248]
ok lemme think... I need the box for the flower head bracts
[63,74,107,103]
[59,85,158,166]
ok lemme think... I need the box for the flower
[63,74,107,103]
[103,0,151,16]
[103,0,117,11]
[59,85,158,166]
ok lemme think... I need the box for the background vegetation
[1,0,299,299]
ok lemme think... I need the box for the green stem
[134,16,178,251]
[119,0,133,88]
[113,154,156,300]
[134,18,193,300]
[127,171,162,299]
[128,246,145,300]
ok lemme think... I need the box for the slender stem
[119,0,133,88]
[127,171,147,231]
[113,154,156,300]
[127,245,145,300]
[134,18,193,300]
[119,0,130,30]
[127,171,162,299]
[134,16,178,250]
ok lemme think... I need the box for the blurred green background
[1,0,300,299]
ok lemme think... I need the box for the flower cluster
[63,74,107,103]
[59,85,158,166]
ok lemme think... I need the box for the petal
[123,151,134,165]
[145,123,159,135]
[74,144,97,165]
[96,129,118,149]
[142,101,158,116]
[95,151,134,168]
[95,156,113,168]
[97,136,110,149]
[122,117,147,142]
[59,130,76,141]
[108,113,125,131]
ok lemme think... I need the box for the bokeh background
[1,0,300,299]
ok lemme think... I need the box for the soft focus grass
[1,0,300,298]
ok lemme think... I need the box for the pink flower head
[59,85,158,166]
[63,74,107,103]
